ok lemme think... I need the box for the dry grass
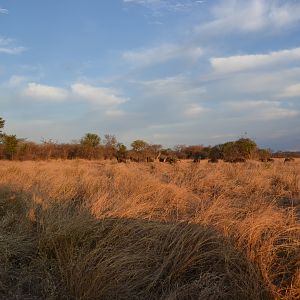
[0,159,299,299]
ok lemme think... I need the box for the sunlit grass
[0,159,299,299]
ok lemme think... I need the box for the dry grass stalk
[0,159,299,299]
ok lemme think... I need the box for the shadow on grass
[0,185,271,300]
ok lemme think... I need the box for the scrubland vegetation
[0,158,299,299]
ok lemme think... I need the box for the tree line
[0,117,296,162]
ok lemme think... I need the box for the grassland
[0,159,299,299]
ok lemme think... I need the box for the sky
[1,0,300,150]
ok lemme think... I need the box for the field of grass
[0,159,299,299]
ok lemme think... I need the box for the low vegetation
[0,159,299,299]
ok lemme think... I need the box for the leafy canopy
[80,133,101,147]
[131,140,148,152]
[0,117,5,133]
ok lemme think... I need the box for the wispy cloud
[279,83,300,98]
[123,43,203,67]
[0,37,27,55]
[12,80,128,112]
[137,75,206,100]
[105,109,126,117]
[123,0,205,14]
[0,7,8,14]
[184,103,208,116]
[210,47,300,74]
[226,100,300,120]
[8,75,29,87]
[23,83,69,102]
[196,0,300,34]
[227,100,281,110]
[0,46,27,55]
[71,83,127,107]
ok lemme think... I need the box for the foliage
[3,134,19,160]
[174,144,209,159]
[103,134,117,147]
[131,140,148,152]
[217,138,258,161]
[116,143,127,158]
[258,148,272,161]
[103,134,117,159]
[209,144,224,160]
[223,142,241,161]
[80,133,101,147]
[0,118,294,162]
[0,117,4,133]
[235,138,257,159]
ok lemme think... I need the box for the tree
[103,134,117,147]
[80,133,101,147]
[235,138,257,159]
[0,117,4,133]
[0,117,5,140]
[131,140,148,152]
[182,145,204,159]
[258,148,271,161]
[223,142,240,161]
[222,138,257,161]
[3,134,18,160]
[116,143,127,158]
[174,144,187,159]
[103,134,117,159]
[209,144,223,160]
[147,144,162,159]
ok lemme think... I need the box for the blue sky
[1,0,300,150]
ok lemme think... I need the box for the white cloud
[123,0,205,13]
[23,83,68,102]
[263,108,299,120]
[138,75,206,99]
[184,103,208,116]
[148,121,190,130]
[0,37,12,45]
[226,100,300,120]
[0,37,27,55]
[210,133,236,139]
[210,47,300,73]
[123,43,203,67]
[1,46,26,55]
[0,47,26,55]
[123,0,160,3]
[71,83,127,106]
[227,100,281,110]
[279,83,300,98]
[0,8,8,14]
[5,80,128,109]
[105,109,126,117]
[197,0,300,34]
[8,75,28,87]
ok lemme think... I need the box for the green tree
[222,138,257,161]
[0,117,5,140]
[116,143,127,158]
[3,134,18,160]
[258,148,271,161]
[223,142,240,161]
[0,117,4,132]
[131,140,148,152]
[209,144,223,160]
[80,133,101,147]
[235,138,257,159]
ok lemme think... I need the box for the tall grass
[0,159,299,299]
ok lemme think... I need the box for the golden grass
[0,159,299,299]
